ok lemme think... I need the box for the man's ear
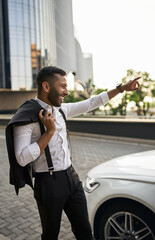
[42,81,50,93]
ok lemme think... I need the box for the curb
[69,131,155,146]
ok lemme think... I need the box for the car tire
[98,201,155,240]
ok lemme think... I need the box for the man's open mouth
[59,96,64,102]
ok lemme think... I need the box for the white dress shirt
[13,92,109,172]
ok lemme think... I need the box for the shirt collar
[36,97,51,110]
[35,97,60,114]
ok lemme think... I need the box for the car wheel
[99,202,155,240]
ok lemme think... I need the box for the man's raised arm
[107,77,141,100]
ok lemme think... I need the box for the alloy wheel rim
[104,211,154,240]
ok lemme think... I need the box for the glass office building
[0,0,57,90]
[0,0,93,90]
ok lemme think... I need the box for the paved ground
[0,127,155,240]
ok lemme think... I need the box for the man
[6,66,140,240]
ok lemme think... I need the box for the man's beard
[48,86,61,107]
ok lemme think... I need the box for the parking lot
[0,127,154,240]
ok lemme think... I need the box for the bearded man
[6,66,140,240]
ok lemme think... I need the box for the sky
[72,0,155,89]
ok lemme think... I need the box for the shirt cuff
[100,92,109,105]
[26,142,41,161]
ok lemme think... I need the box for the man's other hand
[39,109,56,135]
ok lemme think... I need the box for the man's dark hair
[36,66,66,93]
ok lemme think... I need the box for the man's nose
[64,89,69,96]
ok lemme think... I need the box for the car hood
[88,150,155,183]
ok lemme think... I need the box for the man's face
[47,74,68,107]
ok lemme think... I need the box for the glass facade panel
[18,57,25,77]
[16,5,23,28]
[10,37,17,56]
[16,0,22,3]
[11,57,19,77]
[25,37,31,57]
[25,58,32,77]
[8,4,16,26]
[11,76,19,89]
[23,7,29,28]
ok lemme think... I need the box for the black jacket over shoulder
[5,99,43,195]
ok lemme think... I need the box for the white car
[84,150,155,240]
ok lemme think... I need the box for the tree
[64,90,83,103]
[85,79,96,96]
[94,87,108,95]
[122,69,155,115]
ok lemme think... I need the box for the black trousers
[34,165,93,240]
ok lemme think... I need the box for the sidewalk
[0,127,154,240]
